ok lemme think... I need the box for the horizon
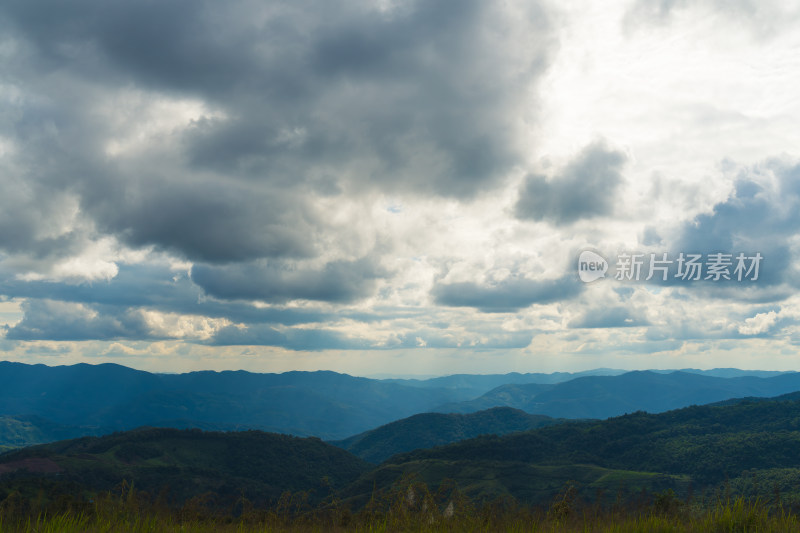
[1,359,795,381]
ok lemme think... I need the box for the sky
[1,0,800,376]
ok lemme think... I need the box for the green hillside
[4,390,800,515]
[332,407,561,463]
[342,394,800,506]
[0,427,370,509]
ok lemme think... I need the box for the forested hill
[332,407,560,463]
[342,393,800,505]
[0,427,370,508]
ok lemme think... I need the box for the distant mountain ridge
[435,370,800,418]
[0,362,797,448]
[381,369,626,399]
[0,361,477,441]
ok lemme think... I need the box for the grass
[0,501,797,532]
[344,459,692,510]
[0,479,797,532]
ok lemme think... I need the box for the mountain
[382,369,625,399]
[0,427,370,508]
[4,392,800,511]
[0,362,481,441]
[343,393,800,506]
[382,368,787,399]
[436,370,800,417]
[3,362,799,447]
[435,383,556,413]
[331,407,560,463]
[664,368,794,379]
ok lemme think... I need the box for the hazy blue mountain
[659,368,793,379]
[434,383,556,413]
[382,369,625,398]
[0,362,478,440]
[436,370,800,418]
[331,407,560,463]
[384,368,792,402]
[3,362,799,446]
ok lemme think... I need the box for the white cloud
[739,310,779,336]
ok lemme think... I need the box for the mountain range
[341,390,800,506]
[0,362,799,448]
[435,370,800,417]
[4,390,800,509]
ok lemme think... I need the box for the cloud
[3,299,230,342]
[568,306,648,329]
[0,0,555,270]
[738,310,779,336]
[0,264,334,327]
[5,299,150,341]
[668,159,800,292]
[515,141,627,225]
[83,175,318,263]
[208,322,533,351]
[191,257,386,304]
[2,0,800,369]
[208,324,373,351]
[624,0,797,39]
[386,330,533,350]
[432,275,582,313]
[176,0,553,198]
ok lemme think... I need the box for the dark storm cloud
[191,257,386,304]
[0,0,555,278]
[81,174,317,263]
[0,182,81,260]
[0,0,561,345]
[515,142,627,225]
[175,0,553,197]
[432,275,582,313]
[1,0,260,95]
